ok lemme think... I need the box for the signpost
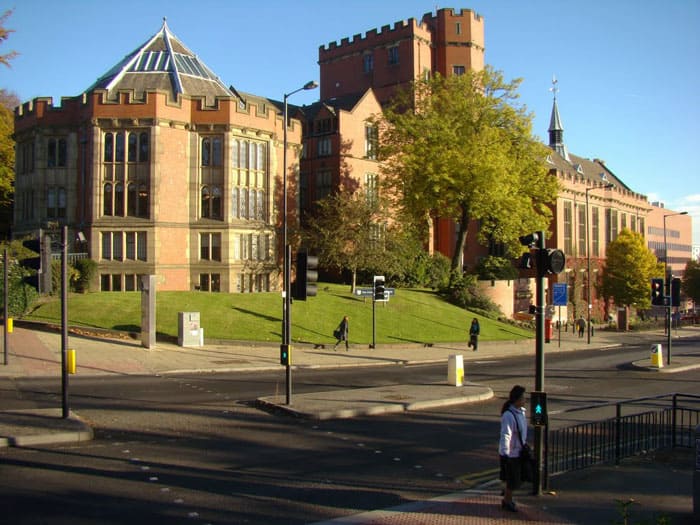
[552,283,568,348]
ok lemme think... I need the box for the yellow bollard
[67,349,77,374]
[7,317,12,333]
[650,344,663,368]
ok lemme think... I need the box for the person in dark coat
[333,315,349,351]
[467,318,480,351]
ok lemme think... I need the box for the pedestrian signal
[530,391,548,426]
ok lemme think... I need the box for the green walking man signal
[280,344,291,366]
[530,391,548,426]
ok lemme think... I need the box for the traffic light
[530,391,548,426]
[651,278,664,306]
[537,249,566,275]
[292,251,318,301]
[670,277,681,307]
[373,275,385,301]
[280,344,291,366]
[20,238,42,290]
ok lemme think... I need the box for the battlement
[421,7,483,24]
[320,17,424,53]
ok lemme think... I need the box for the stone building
[13,20,301,292]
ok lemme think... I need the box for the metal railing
[547,393,700,476]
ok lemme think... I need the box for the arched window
[104,183,113,215]
[139,132,149,162]
[201,138,211,166]
[114,182,124,216]
[128,133,137,162]
[201,186,210,218]
[127,183,137,216]
[115,132,125,162]
[104,133,114,162]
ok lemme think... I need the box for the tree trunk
[351,270,357,294]
[451,206,470,273]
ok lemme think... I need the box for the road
[1,338,698,524]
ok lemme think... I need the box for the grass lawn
[26,283,533,345]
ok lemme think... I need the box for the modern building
[13,20,301,293]
[646,202,693,278]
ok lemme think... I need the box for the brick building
[13,20,300,292]
[304,8,485,256]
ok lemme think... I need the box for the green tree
[599,229,664,310]
[304,187,388,292]
[681,259,700,305]
[373,67,559,272]
[0,90,18,237]
[0,9,18,68]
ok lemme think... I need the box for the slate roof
[87,19,233,105]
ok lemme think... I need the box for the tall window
[365,173,378,207]
[363,52,374,73]
[200,135,224,220]
[388,45,399,65]
[47,187,66,218]
[563,201,573,255]
[47,138,67,168]
[577,204,586,256]
[232,138,268,221]
[592,207,600,256]
[103,131,150,218]
[200,233,222,261]
[365,124,378,160]
[316,170,332,201]
[318,137,332,156]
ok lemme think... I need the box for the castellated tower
[318,7,484,105]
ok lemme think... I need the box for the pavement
[1,322,699,524]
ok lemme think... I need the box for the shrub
[441,271,502,318]
[474,256,519,281]
[73,258,97,293]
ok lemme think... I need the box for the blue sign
[552,283,568,306]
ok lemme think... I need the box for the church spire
[548,75,570,162]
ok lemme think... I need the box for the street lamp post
[663,211,687,365]
[585,183,614,344]
[282,80,318,405]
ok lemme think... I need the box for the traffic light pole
[60,226,70,418]
[3,249,8,366]
[533,231,546,496]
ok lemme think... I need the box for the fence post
[615,402,622,465]
[672,393,678,448]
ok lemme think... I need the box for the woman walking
[499,385,528,512]
[333,315,349,351]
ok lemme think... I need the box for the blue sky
[3,0,699,244]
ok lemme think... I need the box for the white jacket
[499,406,528,458]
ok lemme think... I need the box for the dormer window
[575,164,584,174]
[546,154,554,164]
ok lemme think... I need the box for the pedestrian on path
[576,316,586,338]
[467,318,480,351]
[499,385,529,513]
[333,315,349,351]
